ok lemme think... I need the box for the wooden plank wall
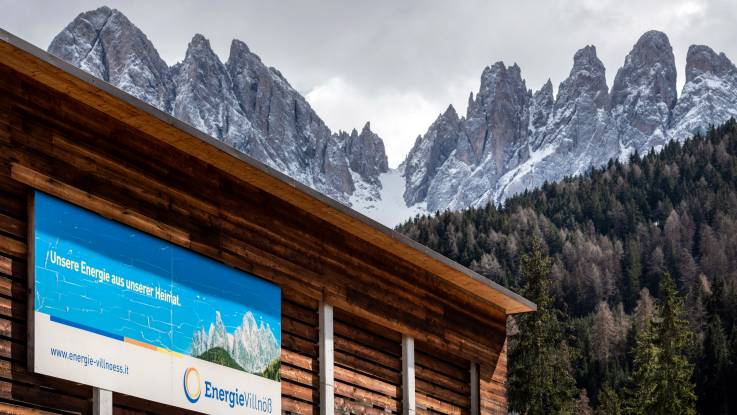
[281,292,320,414]
[415,343,470,415]
[0,60,511,414]
[0,167,94,413]
[479,342,507,415]
[333,310,402,415]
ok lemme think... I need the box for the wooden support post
[319,301,334,415]
[402,334,416,415]
[470,362,480,415]
[93,388,112,415]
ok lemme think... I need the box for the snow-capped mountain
[670,45,737,142]
[403,31,737,213]
[191,311,279,374]
[48,6,387,205]
[47,8,737,227]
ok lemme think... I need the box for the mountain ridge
[48,6,388,207]
[47,8,737,226]
[403,30,737,214]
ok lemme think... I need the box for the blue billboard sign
[31,191,281,413]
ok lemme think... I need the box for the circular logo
[183,367,201,403]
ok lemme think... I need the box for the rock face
[48,6,387,205]
[48,7,174,112]
[49,9,737,224]
[670,45,737,142]
[610,30,677,155]
[403,63,533,211]
[343,122,389,185]
[404,31,737,212]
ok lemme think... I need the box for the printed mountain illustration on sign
[191,311,279,380]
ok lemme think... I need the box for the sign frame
[27,190,282,414]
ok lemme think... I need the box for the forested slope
[398,120,737,414]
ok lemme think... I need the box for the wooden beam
[402,335,416,415]
[10,163,190,247]
[319,300,334,415]
[470,362,479,415]
[92,388,112,415]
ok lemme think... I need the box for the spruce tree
[508,239,576,415]
[597,384,623,415]
[626,318,659,414]
[655,274,696,415]
[697,315,730,414]
[627,274,696,415]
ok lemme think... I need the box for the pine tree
[508,239,576,415]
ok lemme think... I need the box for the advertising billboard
[30,191,281,414]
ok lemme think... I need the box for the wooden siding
[415,343,470,415]
[479,342,508,415]
[0,40,512,415]
[281,293,320,415]
[333,310,402,415]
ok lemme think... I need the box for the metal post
[402,335,416,415]
[92,388,112,415]
[319,301,334,415]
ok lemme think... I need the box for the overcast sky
[2,0,737,166]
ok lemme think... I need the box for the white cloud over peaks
[306,77,440,167]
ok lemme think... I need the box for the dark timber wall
[333,310,403,415]
[0,39,512,415]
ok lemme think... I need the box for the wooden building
[0,30,534,415]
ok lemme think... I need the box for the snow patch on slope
[352,166,427,228]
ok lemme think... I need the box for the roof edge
[0,28,536,314]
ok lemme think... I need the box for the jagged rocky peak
[226,36,317,141]
[545,44,610,152]
[48,6,174,112]
[227,38,269,125]
[528,80,554,147]
[403,104,464,205]
[191,311,279,373]
[670,44,737,142]
[611,30,677,109]
[685,45,735,81]
[533,79,553,108]
[48,7,391,212]
[344,122,389,185]
[472,62,528,115]
[557,45,608,109]
[171,33,253,148]
[610,30,677,154]
[466,61,530,164]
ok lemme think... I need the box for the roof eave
[0,28,536,315]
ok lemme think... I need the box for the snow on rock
[670,45,737,142]
[404,30,737,212]
[48,10,737,227]
[48,6,387,208]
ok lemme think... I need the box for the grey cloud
[2,0,737,165]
